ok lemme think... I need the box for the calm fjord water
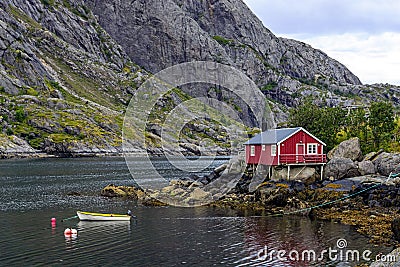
[0,158,390,266]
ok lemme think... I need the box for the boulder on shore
[0,135,38,158]
[271,166,318,185]
[327,137,363,161]
[324,157,360,180]
[357,160,375,176]
[364,150,384,161]
[373,152,400,176]
[370,247,400,267]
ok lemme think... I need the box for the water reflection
[0,158,393,266]
[78,220,131,233]
[237,216,385,266]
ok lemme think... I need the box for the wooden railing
[279,154,327,164]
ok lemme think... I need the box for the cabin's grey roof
[244,127,302,145]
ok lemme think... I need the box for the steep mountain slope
[0,0,146,156]
[0,0,239,157]
[84,0,400,118]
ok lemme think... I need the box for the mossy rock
[324,183,343,189]
[101,184,139,199]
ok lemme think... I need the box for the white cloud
[286,32,400,85]
[243,0,400,35]
[242,0,400,85]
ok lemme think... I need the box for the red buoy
[64,228,78,236]
[64,228,72,235]
[51,218,56,228]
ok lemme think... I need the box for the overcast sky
[243,0,400,85]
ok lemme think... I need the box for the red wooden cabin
[244,127,327,166]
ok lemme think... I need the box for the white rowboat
[77,211,132,221]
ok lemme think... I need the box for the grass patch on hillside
[213,35,234,46]
[50,58,123,110]
[8,5,42,29]
[261,81,278,92]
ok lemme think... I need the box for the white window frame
[250,146,255,156]
[307,143,318,155]
[262,145,266,151]
[271,145,277,156]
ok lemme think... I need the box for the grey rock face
[0,135,38,156]
[324,157,360,180]
[85,0,360,84]
[327,137,363,161]
[373,153,400,176]
[357,160,376,176]
[83,0,379,125]
[0,0,149,156]
[271,166,318,185]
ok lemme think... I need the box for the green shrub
[212,35,233,46]
[15,108,26,123]
[2,114,8,122]
[29,137,45,149]
[261,82,278,91]
[41,0,55,6]
[6,128,13,136]
[26,87,39,96]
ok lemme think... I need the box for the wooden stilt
[321,165,324,180]
[269,166,272,180]
[287,165,291,181]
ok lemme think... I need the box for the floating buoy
[51,218,56,228]
[64,228,72,235]
[64,228,78,236]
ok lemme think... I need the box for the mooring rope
[265,172,399,217]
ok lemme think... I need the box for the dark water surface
[0,158,392,266]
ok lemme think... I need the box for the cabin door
[296,144,305,163]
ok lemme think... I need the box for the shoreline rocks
[100,184,167,206]
[101,173,400,245]
[370,248,400,267]
[324,138,400,181]
[374,152,400,176]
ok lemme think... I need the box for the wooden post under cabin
[321,165,324,180]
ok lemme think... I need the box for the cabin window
[308,144,318,154]
[271,145,277,156]
[262,145,266,151]
[250,146,255,156]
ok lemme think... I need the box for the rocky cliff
[0,0,146,157]
[84,0,400,115]
[1,0,399,157]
